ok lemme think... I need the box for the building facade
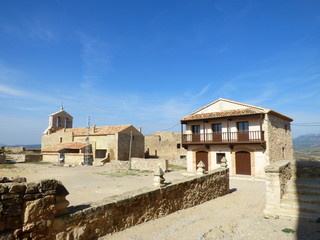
[42,109,144,165]
[180,98,293,178]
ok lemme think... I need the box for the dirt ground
[0,162,186,206]
[1,162,320,239]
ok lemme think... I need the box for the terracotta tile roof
[56,124,131,136]
[42,142,87,152]
[181,109,263,121]
[181,98,293,122]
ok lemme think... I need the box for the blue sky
[0,0,320,144]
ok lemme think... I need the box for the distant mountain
[293,134,320,151]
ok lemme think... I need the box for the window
[60,137,63,143]
[96,149,107,158]
[177,144,181,149]
[212,123,222,132]
[191,125,200,133]
[237,121,249,131]
[216,153,225,164]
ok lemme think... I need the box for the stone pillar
[263,160,291,217]
[153,167,165,187]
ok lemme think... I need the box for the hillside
[293,134,320,161]
[293,134,320,151]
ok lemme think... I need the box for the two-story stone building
[180,98,293,178]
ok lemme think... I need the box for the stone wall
[264,160,292,217]
[131,158,168,172]
[145,132,187,163]
[0,168,229,239]
[2,147,25,153]
[0,178,69,239]
[117,133,145,160]
[6,154,42,163]
[265,114,293,164]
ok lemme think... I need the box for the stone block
[0,177,9,183]
[0,185,8,194]
[10,177,27,183]
[8,183,26,194]
[26,183,39,194]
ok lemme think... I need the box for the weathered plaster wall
[265,114,293,163]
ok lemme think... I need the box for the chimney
[138,127,142,133]
[91,124,96,134]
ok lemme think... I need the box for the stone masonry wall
[145,132,187,163]
[0,169,229,240]
[117,133,144,160]
[53,168,229,240]
[292,161,320,179]
[0,178,69,240]
[131,158,168,172]
[266,114,293,164]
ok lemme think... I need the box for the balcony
[182,131,265,145]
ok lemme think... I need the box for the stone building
[145,131,187,166]
[180,98,293,178]
[41,108,144,165]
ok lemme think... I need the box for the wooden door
[236,151,251,175]
[196,151,208,171]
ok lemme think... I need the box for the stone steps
[280,178,320,219]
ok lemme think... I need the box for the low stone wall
[54,168,229,240]
[1,168,229,239]
[0,178,69,239]
[131,158,168,172]
[6,154,42,163]
[264,160,292,217]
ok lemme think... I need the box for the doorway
[235,151,251,175]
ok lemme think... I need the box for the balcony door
[192,125,201,142]
[212,123,222,142]
[237,121,249,141]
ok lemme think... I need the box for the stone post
[196,161,205,175]
[220,157,228,169]
[153,166,165,187]
[263,160,291,217]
